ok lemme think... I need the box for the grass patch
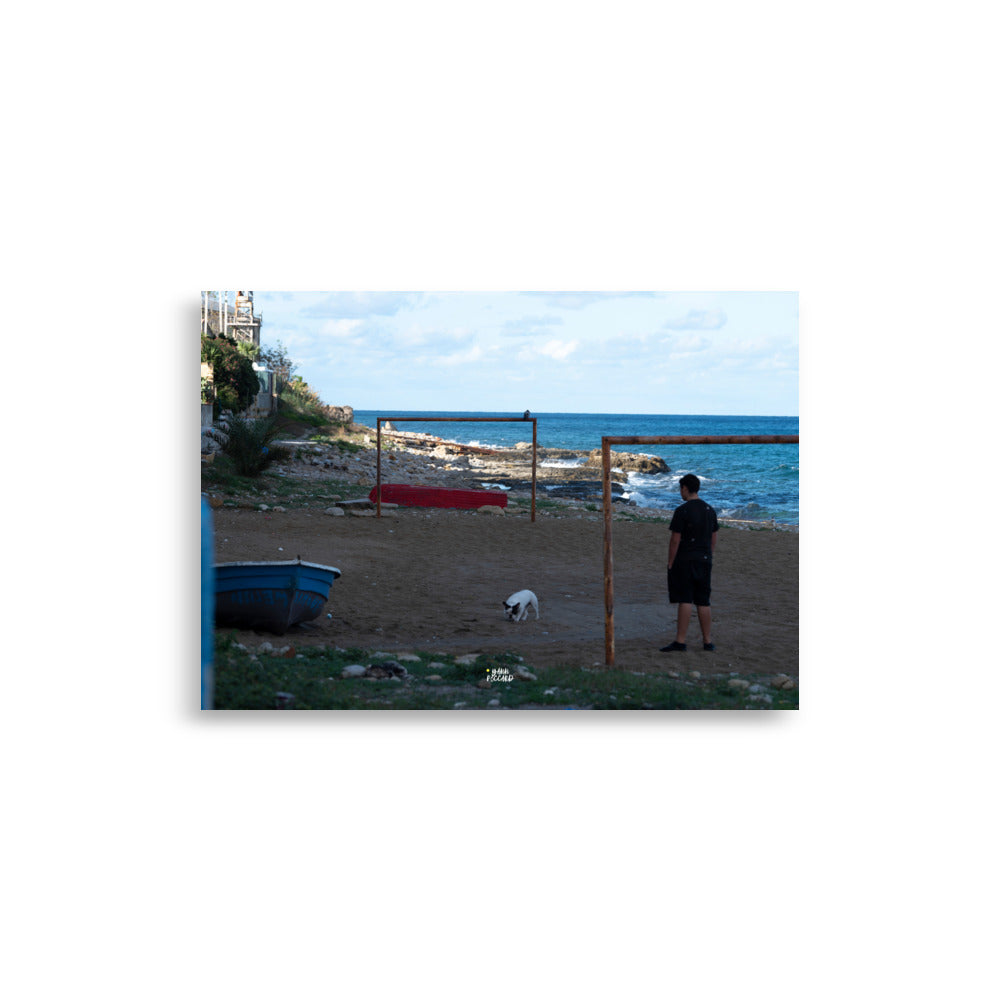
[307,435,366,454]
[209,635,797,710]
[202,455,358,508]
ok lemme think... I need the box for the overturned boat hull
[214,560,341,634]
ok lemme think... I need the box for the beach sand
[211,497,798,679]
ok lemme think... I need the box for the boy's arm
[668,532,681,569]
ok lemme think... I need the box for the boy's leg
[696,604,712,644]
[675,602,692,643]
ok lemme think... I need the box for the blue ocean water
[353,411,799,525]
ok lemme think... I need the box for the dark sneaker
[659,641,687,652]
[703,643,715,651]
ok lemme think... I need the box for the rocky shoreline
[203,418,796,529]
[297,423,672,507]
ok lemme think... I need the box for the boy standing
[662,473,718,652]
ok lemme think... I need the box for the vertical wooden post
[602,437,615,667]
[531,417,537,522]
[376,419,382,518]
[598,434,798,668]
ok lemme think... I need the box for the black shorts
[668,556,712,606]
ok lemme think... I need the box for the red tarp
[369,483,508,510]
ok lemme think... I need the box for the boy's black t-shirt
[669,498,719,560]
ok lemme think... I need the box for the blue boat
[214,559,341,634]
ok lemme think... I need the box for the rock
[342,664,368,678]
[689,670,701,680]
[322,404,354,424]
[324,507,345,516]
[454,654,480,666]
[513,666,537,681]
[728,678,751,691]
[368,660,408,678]
[477,679,492,689]
[585,449,670,474]
[544,481,625,501]
[477,505,504,514]
[274,692,295,709]
[336,498,376,511]
[487,699,501,707]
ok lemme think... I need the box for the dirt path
[211,506,798,677]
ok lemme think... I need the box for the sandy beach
[207,426,799,678]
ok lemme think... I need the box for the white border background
[6,2,996,997]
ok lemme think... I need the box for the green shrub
[277,376,334,427]
[202,335,260,414]
[221,415,288,476]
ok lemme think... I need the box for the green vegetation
[308,434,365,453]
[201,457,356,506]
[201,335,260,415]
[257,340,296,394]
[210,635,798,711]
[220,414,290,477]
[278,376,339,428]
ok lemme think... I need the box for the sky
[248,290,798,416]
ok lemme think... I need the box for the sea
[353,411,799,526]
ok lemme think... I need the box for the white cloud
[663,308,728,331]
[667,333,712,355]
[518,339,580,362]
[437,343,490,367]
[501,314,564,336]
[303,291,424,319]
[519,291,656,310]
[540,339,579,361]
[318,318,366,340]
